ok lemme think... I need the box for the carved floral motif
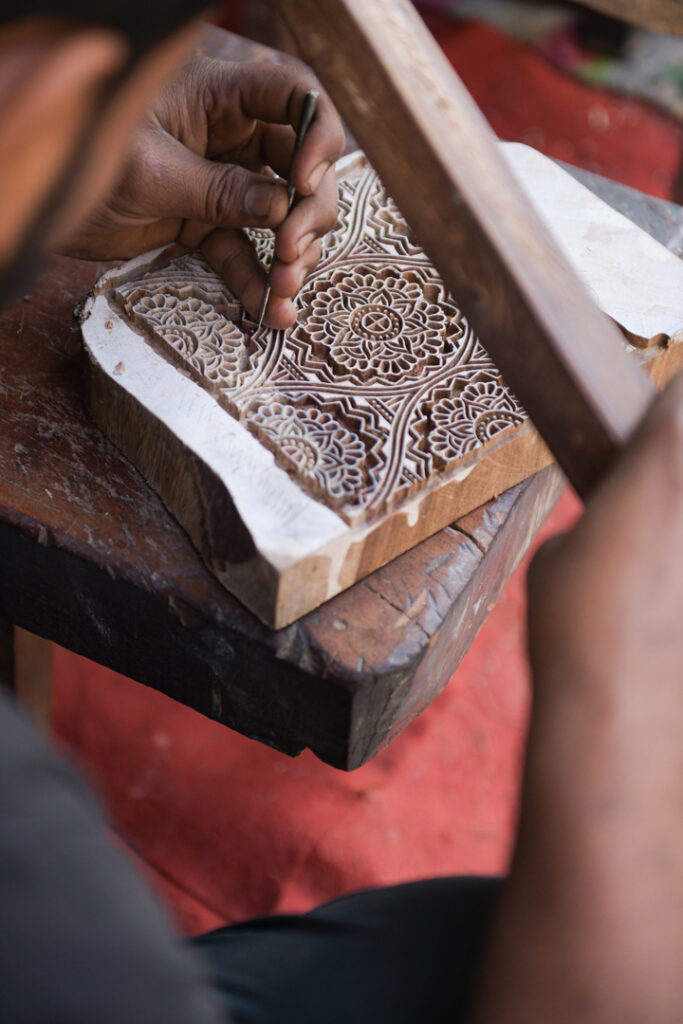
[128,293,251,390]
[249,402,368,506]
[114,159,527,522]
[303,268,456,384]
[430,378,525,466]
[247,227,275,268]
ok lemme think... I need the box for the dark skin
[0,20,343,329]
[2,13,681,1023]
[62,56,345,329]
[473,373,683,1022]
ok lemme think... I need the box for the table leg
[0,621,53,727]
[673,157,683,208]
[0,617,13,690]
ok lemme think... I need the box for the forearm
[471,662,683,1023]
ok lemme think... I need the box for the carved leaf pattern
[430,379,525,466]
[113,159,527,523]
[127,294,252,390]
[249,402,368,505]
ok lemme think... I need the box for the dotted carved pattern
[115,164,525,522]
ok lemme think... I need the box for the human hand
[527,370,683,722]
[472,375,683,1024]
[63,57,345,328]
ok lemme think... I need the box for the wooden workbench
[1,31,682,769]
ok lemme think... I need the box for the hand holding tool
[257,88,319,330]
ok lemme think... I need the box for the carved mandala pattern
[113,157,527,522]
[245,227,275,268]
[303,267,457,384]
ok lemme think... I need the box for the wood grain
[0,248,564,767]
[271,0,657,496]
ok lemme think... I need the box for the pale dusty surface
[86,294,347,570]
[504,143,683,344]
[110,149,683,527]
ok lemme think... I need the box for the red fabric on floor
[52,15,681,935]
[423,12,682,196]
[53,493,580,936]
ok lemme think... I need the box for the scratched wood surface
[1,27,682,767]
[0,240,564,766]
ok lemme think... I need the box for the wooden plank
[576,1,683,35]
[0,244,564,768]
[0,466,563,769]
[271,0,656,496]
[0,617,13,691]
[0,172,678,767]
[348,466,566,767]
[12,627,53,727]
[80,148,683,627]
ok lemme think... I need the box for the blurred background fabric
[422,0,683,119]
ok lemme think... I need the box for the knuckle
[306,238,323,269]
[320,205,338,234]
[134,143,166,187]
[203,167,243,226]
[219,243,246,283]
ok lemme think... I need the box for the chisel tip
[256,284,270,331]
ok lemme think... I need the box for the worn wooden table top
[1,30,682,769]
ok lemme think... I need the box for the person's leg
[191,875,501,1024]
[0,690,223,1024]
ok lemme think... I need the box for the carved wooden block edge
[79,156,547,628]
[79,150,683,628]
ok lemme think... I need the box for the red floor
[52,13,682,938]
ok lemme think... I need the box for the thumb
[142,137,289,230]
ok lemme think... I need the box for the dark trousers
[192,876,500,1024]
[0,688,499,1022]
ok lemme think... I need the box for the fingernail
[297,232,316,257]
[307,161,329,193]
[245,182,282,220]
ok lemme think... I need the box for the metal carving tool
[257,88,319,330]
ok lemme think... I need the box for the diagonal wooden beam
[272,0,657,497]
[575,0,683,35]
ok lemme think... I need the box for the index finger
[288,86,345,195]
[227,62,345,194]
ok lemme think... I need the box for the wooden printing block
[79,149,683,627]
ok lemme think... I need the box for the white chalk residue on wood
[503,142,683,343]
[87,294,347,568]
